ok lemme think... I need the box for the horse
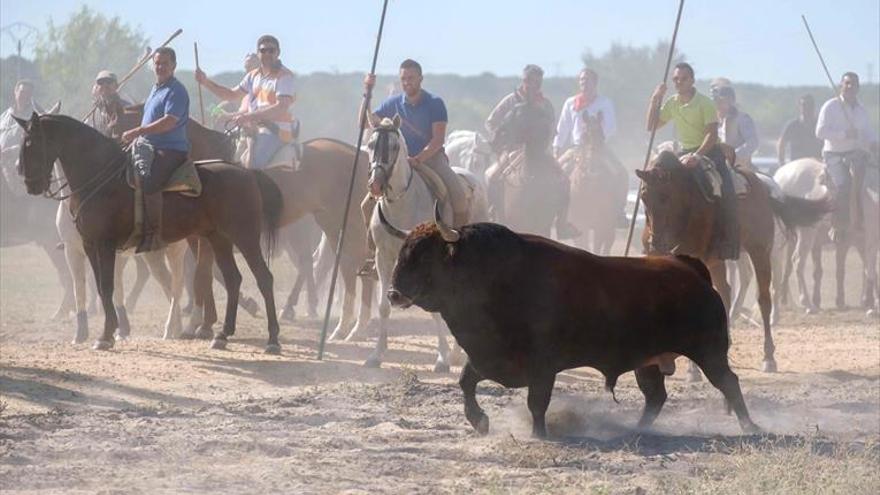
[365,116,488,370]
[488,103,566,237]
[446,129,494,179]
[13,113,283,353]
[636,150,829,373]
[565,114,628,254]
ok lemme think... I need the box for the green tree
[33,6,150,118]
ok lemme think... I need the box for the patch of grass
[654,435,880,494]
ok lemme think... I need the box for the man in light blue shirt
[121,47,189,252]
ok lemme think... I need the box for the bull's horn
[377,203,409,240]
[433,201,460,243]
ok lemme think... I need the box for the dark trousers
[682,145,739,259]
[142,149,187,194]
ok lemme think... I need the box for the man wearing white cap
[91,70,131,135]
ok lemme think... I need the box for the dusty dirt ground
[1,241,878,494]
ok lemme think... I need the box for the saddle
[124,158,206,197]
[692,154,750,200]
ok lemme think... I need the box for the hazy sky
[2,0,878,86]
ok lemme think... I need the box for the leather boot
[137,191,165,253]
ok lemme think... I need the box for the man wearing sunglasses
[90,70,132,135]
[196,35,298,169]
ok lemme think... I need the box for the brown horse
[14,113,283,353]
[636,151,828,373]
[566,114,628,254]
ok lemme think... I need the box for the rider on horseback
[553,68,617,159]
[646,62,739,260]
[196,35,299,169]
[485,64,580,239]
[357,59,470,277]
[90,71,132,136]
[712,84,759,170]
[121,47,190,253]
[816,71,878,242]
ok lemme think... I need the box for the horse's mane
[40,114,119,149]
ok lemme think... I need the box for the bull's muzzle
[387,288,412,308]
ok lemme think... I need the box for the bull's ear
[12,115,28,129]
[392,113,401,130]
[635,169,651,183]
[446,243,457,258]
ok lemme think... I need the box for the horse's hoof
[433,361,450,373]
[805,307,819,315]
[279,307,296,322]
[762,359,778,373]
[92,339,114,351]
[210,338,227,350]
[866,308,878,318]
[364,356,382,368]
[178,329,196,340]
[194,327,214,340]
[345,329,367,342]
[264,344,282,355]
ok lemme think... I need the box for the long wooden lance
[623,0,685,256]
[317,0,390,360]
[82,28,183,122]
[194,42,206,125]
[801,15,854,128]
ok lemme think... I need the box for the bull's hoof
[194,327,214,340]
[433,361,450,373]
[279,307,296,322]
[762,359,778,373]
[264,343,282,355]
[92,339,114,351]
[210,338,227,350]
[364,356,382,368]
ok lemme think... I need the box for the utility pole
[1,22,39,81]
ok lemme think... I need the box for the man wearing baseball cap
[91,70,131,135]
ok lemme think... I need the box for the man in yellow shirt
[645,63,738,259]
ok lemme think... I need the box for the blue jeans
[250,132,285,169]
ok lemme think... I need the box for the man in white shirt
[553,68,617,159]
[816,72,878,238]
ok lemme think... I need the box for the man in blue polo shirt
[356,59,468,277]
[121,47,189,253]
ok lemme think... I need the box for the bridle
[369,126,411,203]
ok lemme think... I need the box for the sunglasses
[258,47,277,54]
[96,80,115,86]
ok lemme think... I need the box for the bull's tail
[252,169,283,259]
[770,195,830,230]
[675,254,712,283]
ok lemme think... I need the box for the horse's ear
[392,114,401,130]
[12,115,28,130]
[45,101,61,115]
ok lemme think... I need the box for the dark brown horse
[566,114,628,254]
[636,151,828,373]
[14,113,283,353]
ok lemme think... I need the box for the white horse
[365,117,489,371]
[445,129,494,180]
[56,198,187,343]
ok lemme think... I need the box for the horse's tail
[675,254,712,284]
[252,170,283,259]
[770,195,831,230]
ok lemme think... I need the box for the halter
[369,126,411,203]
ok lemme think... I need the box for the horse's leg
[181,245,196,315]
[748,245,777,372]
[113,256,131,340]
[729,258,752,324]
[124,256,150,314]
[142,247,176,339]
[329,268,357,341]
[835,238,849,309]
[160,242,185,340]
[44,243,75,321]
[280,240,303,322]
[303,247,319,319]
[431,313,451,373]
[349,276,375,341]
[63,240,89,343]
[87,242,119,351]
[810,230,824,311]
[690,258,734,382]
[185,238,216,340]
[794,226,817,312]
[779,230,796,307]
[365,249,394,368]
[204,235,241,350]
[235,237,281,354]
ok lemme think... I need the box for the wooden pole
[801,15,854,128]
[317,0,390,360]
[82,28,183,122]
[194,42,207,125]
[623,0,685,256]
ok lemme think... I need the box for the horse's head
[580,112,606,150]
[12,113,58,196]
[367,115,405,198]
[635,151,708,255]
[493,102,554,153]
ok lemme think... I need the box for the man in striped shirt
[196,35,297,168]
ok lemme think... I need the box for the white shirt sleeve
[815,99,846,142]
[553,97,575,152]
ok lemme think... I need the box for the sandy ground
[1,241,878,494]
